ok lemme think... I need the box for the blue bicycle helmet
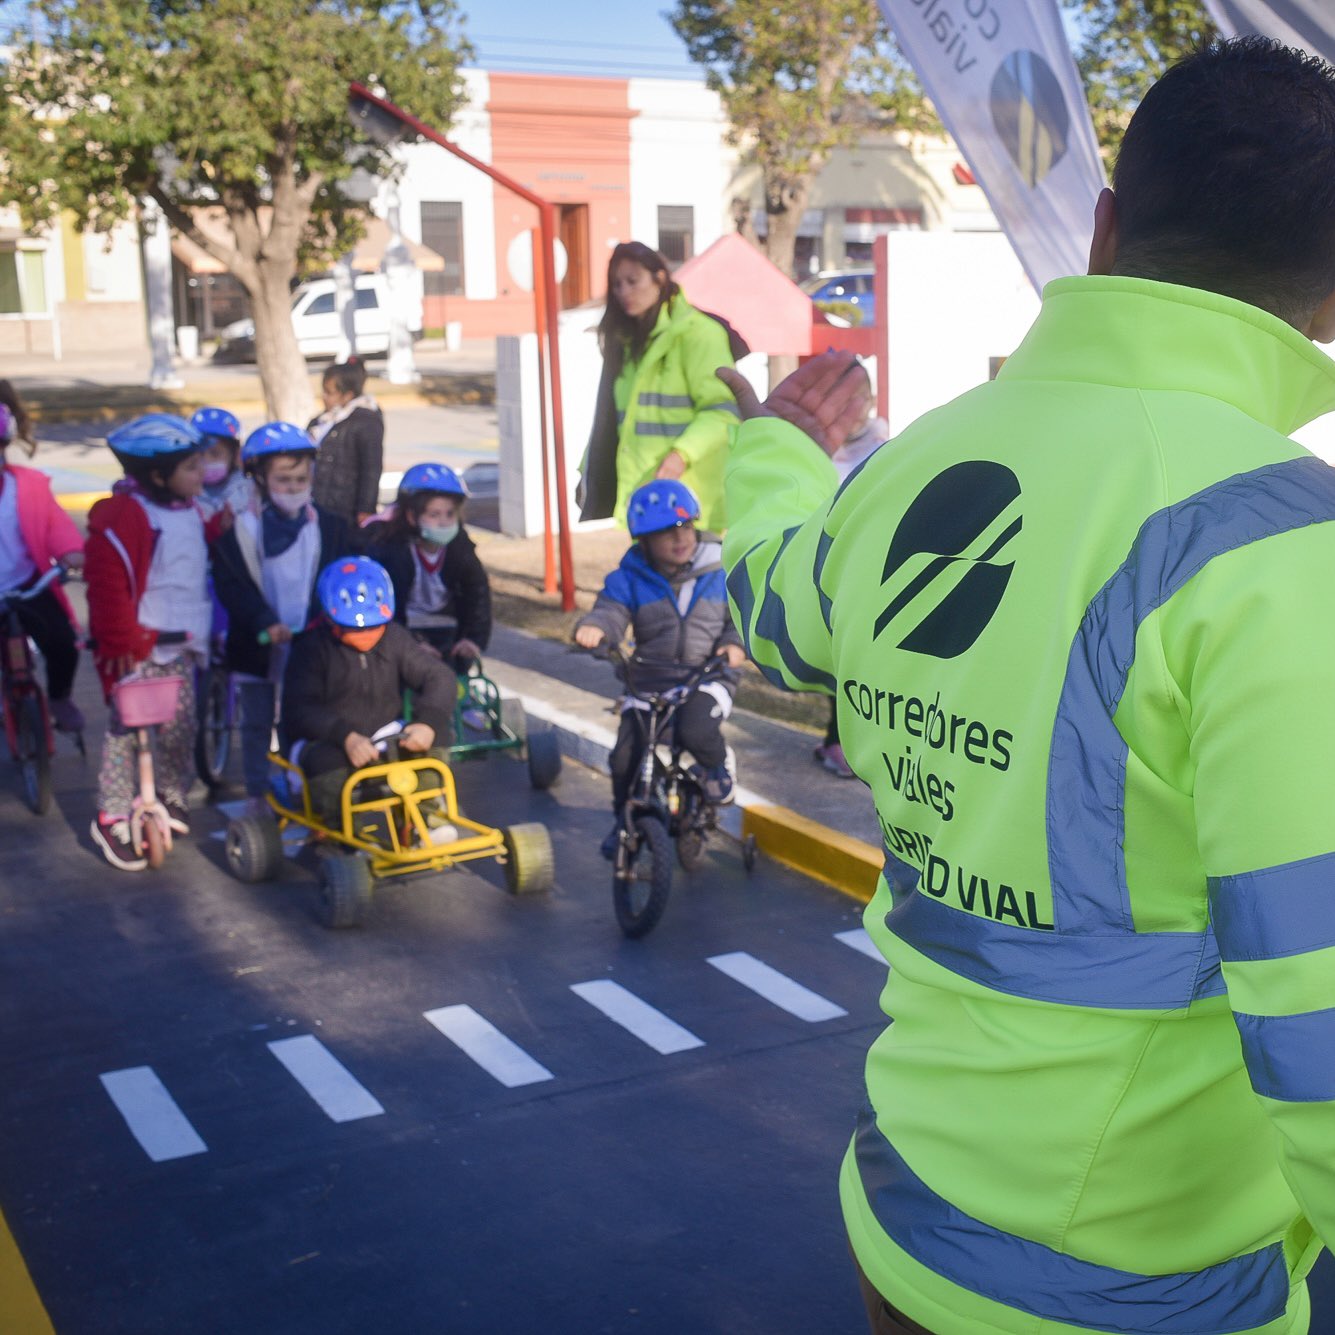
[626,480,701,537]
[106,413,204,458]
[317,557,395,629]
[399,462,468,498]
[241,420,314,467]
[190,406,241,442]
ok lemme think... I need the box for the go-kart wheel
[676,825,707,873]
[613,816,673,938]
[319,850,373,928]
[502,822,554,895]
[225,815,283,883]
[143,817,166,871]
[525,730,562,790]
[499,693,527,743]
[742,832,758,873]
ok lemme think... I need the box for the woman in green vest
[578,241,744,533]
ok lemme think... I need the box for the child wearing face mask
[281,557,455,820]
[211,422,353,810]
[85,415,212,870]
[362,463,491,671]
[191,406,253,533]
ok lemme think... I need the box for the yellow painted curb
[0,1205,55,1334]
[55,491,110,514]
[741,802,881,904]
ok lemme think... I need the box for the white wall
[391,68,497,301]
[627,78,734,259]
[881,231,1039,438]
[82,221,144,302]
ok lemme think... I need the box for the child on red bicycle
[0,400,85,733]
[211,421,352,811]
[573,480,746,858]
[86,414,211,870]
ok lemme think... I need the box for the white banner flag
[877,0,1106,292]
[1204,0,1335,63]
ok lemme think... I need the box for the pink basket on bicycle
[113,675,183,727]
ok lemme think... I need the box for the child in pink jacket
[0,403,85,731]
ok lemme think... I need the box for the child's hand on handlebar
[344,731,379,768]
[399,722,435,753]
[721,644,747,669]
[452,638,482,665]
[265,623,293,645]
[574,625,605,649]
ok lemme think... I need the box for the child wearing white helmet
[363,461,491,668]
[210,421,354,810]
[574,479,746,858]
[86,414,211,870]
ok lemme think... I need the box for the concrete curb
[512,686,879,905]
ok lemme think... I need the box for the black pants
[825,695,840,747]
[610,691,726,810]
[15,588,78,701]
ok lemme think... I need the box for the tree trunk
[250,268,313,423]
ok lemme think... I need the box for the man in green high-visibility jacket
[720,39,1335,1335]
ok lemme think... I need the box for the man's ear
[1087,188,1118,276]
[1303,287,1335,344]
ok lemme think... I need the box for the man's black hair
[1112,37,1335,326]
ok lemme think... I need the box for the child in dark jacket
[573,480,745,857]
[281,557,455,817]
[308,360,384,525]
[363,462,491,669]
[85,414,212,870]
[211,421,354,806]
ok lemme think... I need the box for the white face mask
[420,522,459,547]
[270,487,311,516]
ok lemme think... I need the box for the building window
[420,202,464,297]
[0,249,47,315]
[657,205,694,267]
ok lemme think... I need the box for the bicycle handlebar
[585,643,731,700]
[0,564,67,604]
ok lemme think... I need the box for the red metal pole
[531,229,557,596]
[538,202,576,613]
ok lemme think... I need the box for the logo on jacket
[873,461,1021,658]
[991,50,1070,188]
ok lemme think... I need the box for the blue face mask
[419,523,458,548]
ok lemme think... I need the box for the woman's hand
[574,625,605,650]
[654,451,687,481]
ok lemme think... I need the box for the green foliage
[0,0,471,280]
[1062,0,1218,149]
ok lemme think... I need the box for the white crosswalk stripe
[570,980,704,1055]
[835,928,885,962]
[99,1066,208,1162]
[267,1035,385,1123]
[706,951,848,1022]
[423,1004,554,1087]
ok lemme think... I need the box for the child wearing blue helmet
[574,479,745,857]
[190,406,252,531]
[211,421,353,810]
[281,556,455,817]
[363,461,491,667]
[86,413,211,869]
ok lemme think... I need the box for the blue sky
[461,0,702,79]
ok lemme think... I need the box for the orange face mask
[334,624,386,652]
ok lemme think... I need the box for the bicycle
[598,646,754,938]
[111,632,189,870]
[193,633,237,791]
[0,563,81,814]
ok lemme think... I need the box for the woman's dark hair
[0,379,35,456]
[323,358,366,398]
[597,241,679,371]
[380,488,464,543]
[1112,37,1335,325]
[116,449,197,504]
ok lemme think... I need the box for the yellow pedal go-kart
[224,749,555,928]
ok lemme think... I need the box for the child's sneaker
[49,698,85,733]
[163,800,190,835]
[814,742,855,779]
[700,764,733,805]
[91,815,147,872]
[600,823,621,860]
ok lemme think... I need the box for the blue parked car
[801,269,876,327]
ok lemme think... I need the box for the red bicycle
[0,563,77,814]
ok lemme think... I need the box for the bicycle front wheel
[613,815,673,938]
[194,669,232,788]
[14,693,51,815]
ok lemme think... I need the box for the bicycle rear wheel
[194,669,232,788]
[613,815,673,938]
[14,693,51,815]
